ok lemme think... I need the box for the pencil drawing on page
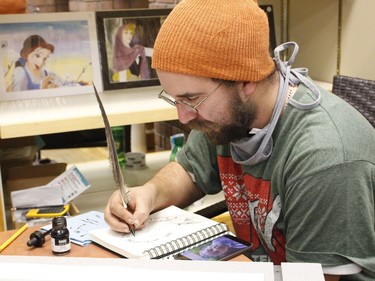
[122,214,202,243]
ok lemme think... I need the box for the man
[105,1,375,280]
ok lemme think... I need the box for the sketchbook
[89,205,229,259]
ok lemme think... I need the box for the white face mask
[230,42,321,166]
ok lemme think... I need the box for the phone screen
[174,234,252,261]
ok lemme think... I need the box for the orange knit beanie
[152,0,275,82]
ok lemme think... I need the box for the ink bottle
[51,216,71,255]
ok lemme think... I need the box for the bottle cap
[170,133,185,148]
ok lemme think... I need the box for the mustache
[186,119,216,131]
[186,119,249,145]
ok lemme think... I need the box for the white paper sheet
[49,165,91,204]
[0,259,265,281]
[10,165,90,208]
[11,184,64,208]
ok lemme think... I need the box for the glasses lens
[179,100,198,113]
[159,90,198,113]
[159,90,176,106]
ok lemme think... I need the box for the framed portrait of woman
[96,8,172,91]
[0,12,102,101]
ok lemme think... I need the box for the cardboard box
[0,136,37,183]
[6,163,67,192]
[3,162,81,229]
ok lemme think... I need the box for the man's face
[26,47,51,72]
[187,86,256,144]
[157,71,257,145]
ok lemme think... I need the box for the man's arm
[147,161,206,212]
[104,161,205,232]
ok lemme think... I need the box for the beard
[187,88,257,145]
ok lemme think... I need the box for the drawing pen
[0,223,28,252]
[129,224,136,237]
[119,190,135,236]
[92,83,135,237]
[123,203,135,237]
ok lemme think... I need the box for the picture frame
[259,5,277,53]
[96,8,172,91]
[0,12,102,101]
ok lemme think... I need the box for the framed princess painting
[96,8,171,91]
[0,12,102,101]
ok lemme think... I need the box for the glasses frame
[158,83,222,114]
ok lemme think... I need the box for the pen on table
[0,223,28,252]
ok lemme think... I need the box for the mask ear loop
[288,69,322,109]
[273,41,299,82]
[236,43,294,162]
[274,42,321,110]
[257,44,293,149]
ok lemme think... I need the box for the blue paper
[42,211,108,246]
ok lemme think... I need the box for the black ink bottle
[51,216,71,255]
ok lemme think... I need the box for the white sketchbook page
[89,205,226,258]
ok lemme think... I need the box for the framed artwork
[96,8,172,91]
[0,12,102,101]
[260,5,277,53]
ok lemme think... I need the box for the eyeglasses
[158,83,222,114]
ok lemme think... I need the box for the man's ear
[242,82,257,98]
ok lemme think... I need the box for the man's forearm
[146,161,205,212]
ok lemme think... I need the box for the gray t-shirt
[177,84,375,280]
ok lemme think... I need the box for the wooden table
[0,225,120,258]
[0,225,250,261]
[1,226,326,281]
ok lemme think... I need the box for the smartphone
[174,234,252,261]
[26,205,70,219]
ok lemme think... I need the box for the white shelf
[0,86,179,230]
[0,86,177,139]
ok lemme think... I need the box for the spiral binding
[144,223,229,259]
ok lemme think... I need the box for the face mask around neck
[230,42,321,166]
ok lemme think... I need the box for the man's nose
[176,104,197,124]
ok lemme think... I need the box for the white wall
[340,0,375,80]
[288,0,338,83]
[259,0,375,83]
